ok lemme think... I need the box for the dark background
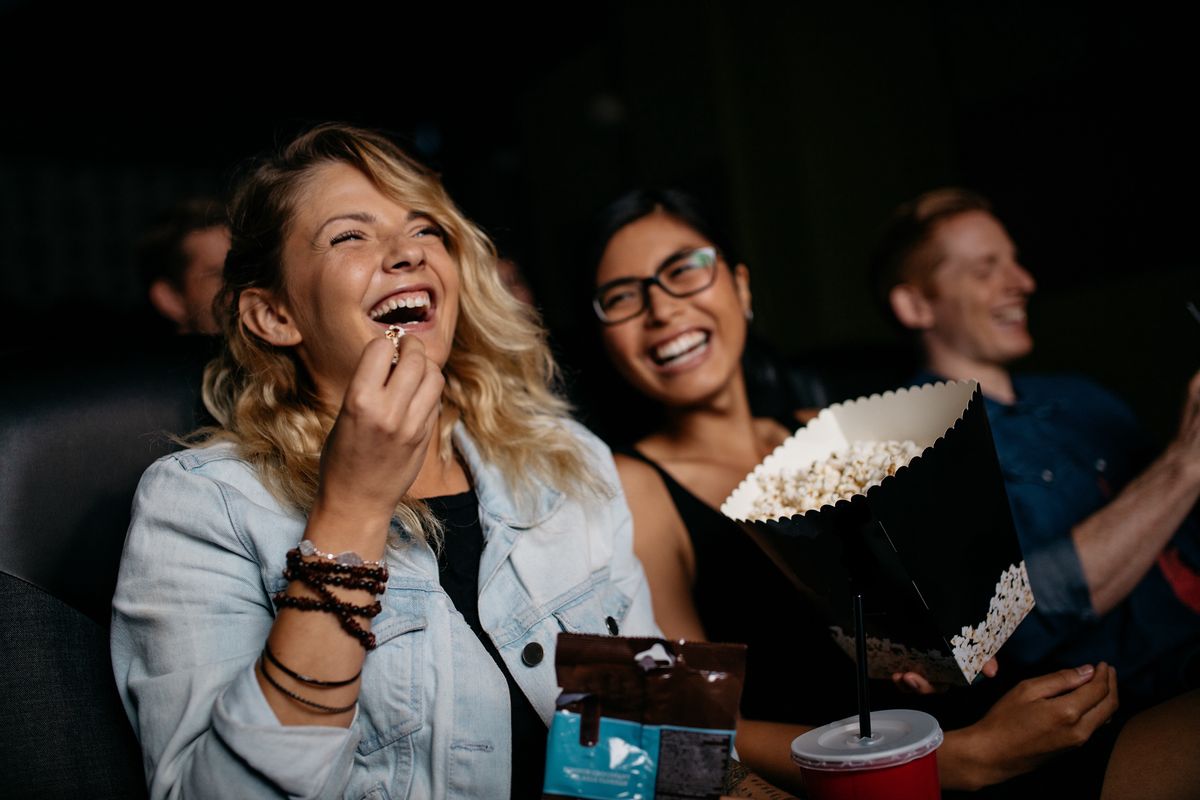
[1,2,1195,440]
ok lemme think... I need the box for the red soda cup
[790,709,942,800]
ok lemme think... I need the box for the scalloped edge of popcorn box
[828,562,1034,684]
[949,561,1034,682]
[720,379,978,522]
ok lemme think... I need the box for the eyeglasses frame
[592,246,721,325]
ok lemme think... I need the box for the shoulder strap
[613,445,731,532]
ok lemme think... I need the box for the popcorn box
[721,380,1034,686]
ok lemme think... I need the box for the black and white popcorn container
[721,380,1035,686]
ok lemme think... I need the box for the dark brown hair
[136,197,226,289]
[871,187,993,319]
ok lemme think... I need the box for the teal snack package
[542,634,747,800]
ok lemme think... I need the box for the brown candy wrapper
[543,634,746,800]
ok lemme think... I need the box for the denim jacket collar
[452,422,565,530]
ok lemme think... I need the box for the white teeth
[653,331,708,362]
[369,291,431,320]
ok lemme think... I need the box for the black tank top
[426,490,547,799]
[615,451,1120,799]
[615,447,860,724]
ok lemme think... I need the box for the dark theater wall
[509,4,1197,437]
[1,2,1194,438]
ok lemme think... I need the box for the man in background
[137,198,228,335]
[875,187,1200,709]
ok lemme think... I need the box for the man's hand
[942,663,1118,790]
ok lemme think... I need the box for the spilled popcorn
[749,440,923,518]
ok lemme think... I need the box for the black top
[425,490,547,799]
[615,447,862,724]
[616,448,1123,799]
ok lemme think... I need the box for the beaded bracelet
[263,643,361,687]
[273,584,382,619]
[271,590,380,650]
[298,539,387,571]
[258,653,357,714]
[283,563,386,596]
[286,549,387,586]
[275,545,388,650]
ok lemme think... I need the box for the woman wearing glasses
[588,189,1200,799]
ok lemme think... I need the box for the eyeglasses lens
[595,247,717,323]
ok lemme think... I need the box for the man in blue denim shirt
[876,188,1200,708]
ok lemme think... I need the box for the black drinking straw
[855,593,872,739]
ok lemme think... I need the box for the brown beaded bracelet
[258,653,357,714]
[283,564,386,595]
[275,546,388,651]
[263,643,361,687]
[295,574,382,616]
[285,548,388,583]
[272,586,382,619]
[272,591,379,650]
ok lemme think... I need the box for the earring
[745,308,755,323]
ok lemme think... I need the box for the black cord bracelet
[258,654,358,714]
[263,643,362,688]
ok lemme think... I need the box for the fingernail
[1076,665,1094,678]
[906,676,921,690]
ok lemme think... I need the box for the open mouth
[369,290,434,327]
[649,330,710,367]
[991,306,1027,325]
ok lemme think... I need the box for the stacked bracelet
[273,544,389,651]
[284,550,387,594]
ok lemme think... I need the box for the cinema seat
[0,336,215,800]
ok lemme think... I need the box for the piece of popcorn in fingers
[385,325,405,364]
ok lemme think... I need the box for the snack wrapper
[543,634,746,800]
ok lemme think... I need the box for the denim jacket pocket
[354,589,429,757]
[551,568,631,635]
[356,784,393,800]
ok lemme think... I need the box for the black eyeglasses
[593,247,719,324]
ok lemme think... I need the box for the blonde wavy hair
[200,123,608,540]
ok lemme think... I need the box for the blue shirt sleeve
[1004,526,1098,663]
[990,375,1147,664]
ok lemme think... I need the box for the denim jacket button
[606,616,619,636]
[521,642,544,667]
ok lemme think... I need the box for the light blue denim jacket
[111,421,659,800]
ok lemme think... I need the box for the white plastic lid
[791,709,943,772]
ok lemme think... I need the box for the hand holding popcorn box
[721,380,1034,686]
